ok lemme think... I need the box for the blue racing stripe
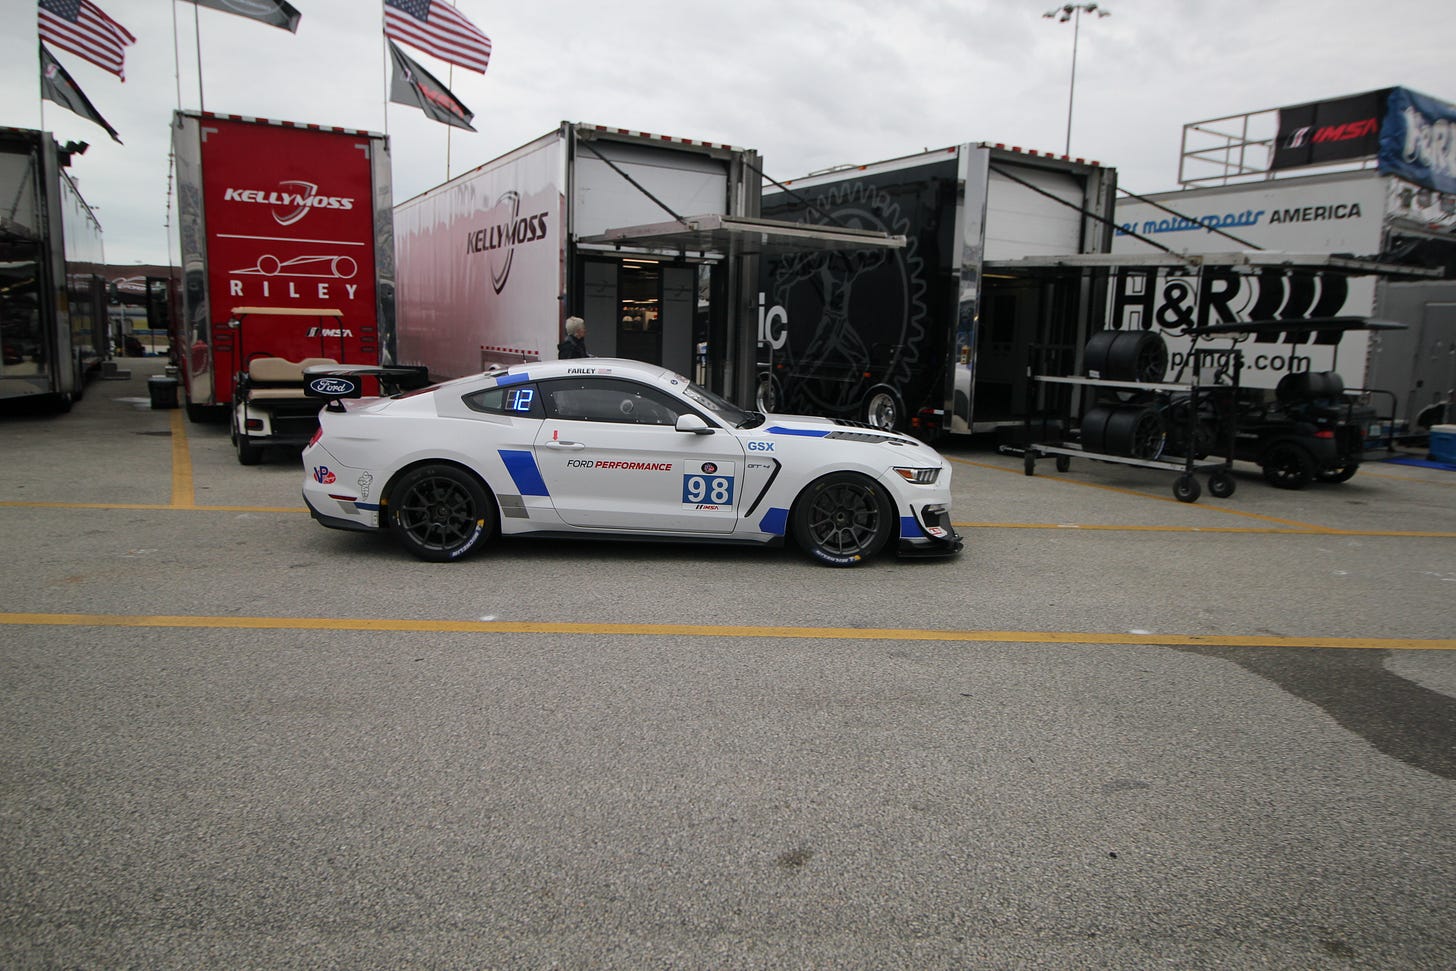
[758,507,789,536]
[498,449,550,496]
[765,426,829,437]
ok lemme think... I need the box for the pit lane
[2,358,1454,968]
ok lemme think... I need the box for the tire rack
[1011,346,1243,504]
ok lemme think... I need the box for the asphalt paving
[2,357,1453,969]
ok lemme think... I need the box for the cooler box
[1430,424,1456,464]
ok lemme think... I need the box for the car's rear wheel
[389,464,496,562]
[791,472,893,567]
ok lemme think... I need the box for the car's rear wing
[303,364,433,407]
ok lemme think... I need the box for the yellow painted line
[952,521,1456,538]
[170,407,194,508]
[1,612,1452,651]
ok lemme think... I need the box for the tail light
[308,427,324,448]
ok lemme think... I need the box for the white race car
[300,358,962,566]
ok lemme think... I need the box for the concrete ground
[2,357,1453,969]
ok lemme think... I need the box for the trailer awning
[984,251,1442,279]
[578,213,906,257]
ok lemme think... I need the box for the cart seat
[243,357,339,400]
[1276,370,1344,406]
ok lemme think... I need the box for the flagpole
[171,0,184,109]
[192,3,206,110]
[445,62,453,181]
[37,43,47,130]
[381,28,391,137]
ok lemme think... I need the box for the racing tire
[389,464,496,562]
[1317,464,1359,484]
[862,385,904,432]
[1261,442,1315,490]
[1079,405,1115,453]
[1208,471,1236,499]
[1104,405,1166,460]
[1084,329,1169,383]
[791,472,893,567]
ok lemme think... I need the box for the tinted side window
[540,378,686,426]
[463,383,545,418]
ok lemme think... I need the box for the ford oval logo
[309,377,356,395]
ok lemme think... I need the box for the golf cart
[1178,317,1404,489]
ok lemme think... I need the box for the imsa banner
[1271,89,1388,172]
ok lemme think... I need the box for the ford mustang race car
[300,358,962,566]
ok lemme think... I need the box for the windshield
[678,378,760,428]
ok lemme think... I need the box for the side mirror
[675,413,715,435]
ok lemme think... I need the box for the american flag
[384,0,491,74]
[37,0,135,81]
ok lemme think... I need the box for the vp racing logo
[465,190,550,295]
[223,180,355,227]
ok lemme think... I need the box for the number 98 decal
[681,461,735,508]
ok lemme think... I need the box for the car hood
[756,412,930,451]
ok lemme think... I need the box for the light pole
[1044,3,1111,156]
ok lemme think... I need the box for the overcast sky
[5,0,1455,266]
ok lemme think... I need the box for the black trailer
[757,143,1117,437]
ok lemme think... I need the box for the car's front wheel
[791,472,893,567]
[389,464,496,562]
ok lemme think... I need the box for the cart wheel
[1173,474,1201,503]
[1208,471,1236,499]
[1055,455,1071,473]
[1024,453,1036,476]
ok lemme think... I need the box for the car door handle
[543,440,585,450]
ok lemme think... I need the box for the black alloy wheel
[792,472,893,567]
[389,464,496,561]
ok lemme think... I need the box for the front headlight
[893,466,940,485]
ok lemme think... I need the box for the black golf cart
[1177,317,1404,489]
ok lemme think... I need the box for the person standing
[558,316,589,359]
